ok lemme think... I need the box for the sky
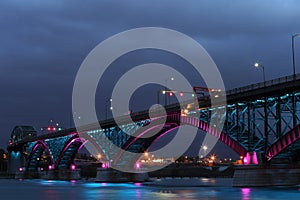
[1,0,300,157]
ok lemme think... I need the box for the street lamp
[253,62,266,84]
[164,77,174,105]
[292,33,300,78]
[105,98,112,119]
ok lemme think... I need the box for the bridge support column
[7,150,25,174]
[242,152,259,165]
[95,168,149,182]
[233,166,300,187]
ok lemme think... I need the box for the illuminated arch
[26,140,53,171]
[267,124,300,161]
[113,113,247,166]
[55,135,84,169]
[55,134,108,169]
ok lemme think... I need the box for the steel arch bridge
[7,74,300,173]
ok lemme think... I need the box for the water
[0,179,299,200]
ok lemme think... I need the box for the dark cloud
[1,0,300,157]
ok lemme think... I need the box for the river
[0,179,299,200]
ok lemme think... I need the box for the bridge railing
[226,73,300,96]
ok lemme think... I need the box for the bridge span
[6,73,300,180]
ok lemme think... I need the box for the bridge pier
[95,168,149,182]
[7,150,25,174]
[233,165,300,187]
[242,152,261,165]
[15,169,81,180]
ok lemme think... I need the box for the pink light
[102,163,107,169]
[243,152,251,165]
[19,167,23,172]
[70,180,76,183]
[71,164,76,170]
[134,183,142,186]
[48,165,53,170]
[241,188,251,200]
[135,162,140,169]
[251,152,258,164]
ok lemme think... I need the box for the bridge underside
[9,75,300,173]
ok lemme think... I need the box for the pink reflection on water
[134,183,142,186]
[241,188,251,200]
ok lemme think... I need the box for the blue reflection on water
[0,179,299,200]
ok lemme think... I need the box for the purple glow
[19,167,23,172]
[48,165,53,170]
[102,163,108,169]
[135,162,140,169]
[71,164,76,170]
[243,152,251,165]
[241,188,251,200]
[251,152,258,164]
[70,180,76,183]
[134,183,142,186]
[101,183,107,186]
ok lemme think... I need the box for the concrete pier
[233,165,300,187]
[14,169,81,180]
[95,168,149,182]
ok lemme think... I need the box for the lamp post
[164,77,174,105]
[253,62,266,85]
[253,62,269,159]
[292,33,300,79]
[105,98,112,119]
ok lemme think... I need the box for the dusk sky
[1,0,300,157]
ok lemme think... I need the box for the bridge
[6,74,300,180]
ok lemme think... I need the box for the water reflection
[241,188,251,200]
[0,179,299,200]
[44,189,59,200]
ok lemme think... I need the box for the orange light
[210,155,216,161]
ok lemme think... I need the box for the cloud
[1,0,300,150]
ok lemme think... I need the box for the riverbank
[148,163,235,178]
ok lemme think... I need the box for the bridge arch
[267,124,300,161]
[55,135,84,169]
[26,140,53,171]
[55,134,108,169]
[114,113,247,166]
